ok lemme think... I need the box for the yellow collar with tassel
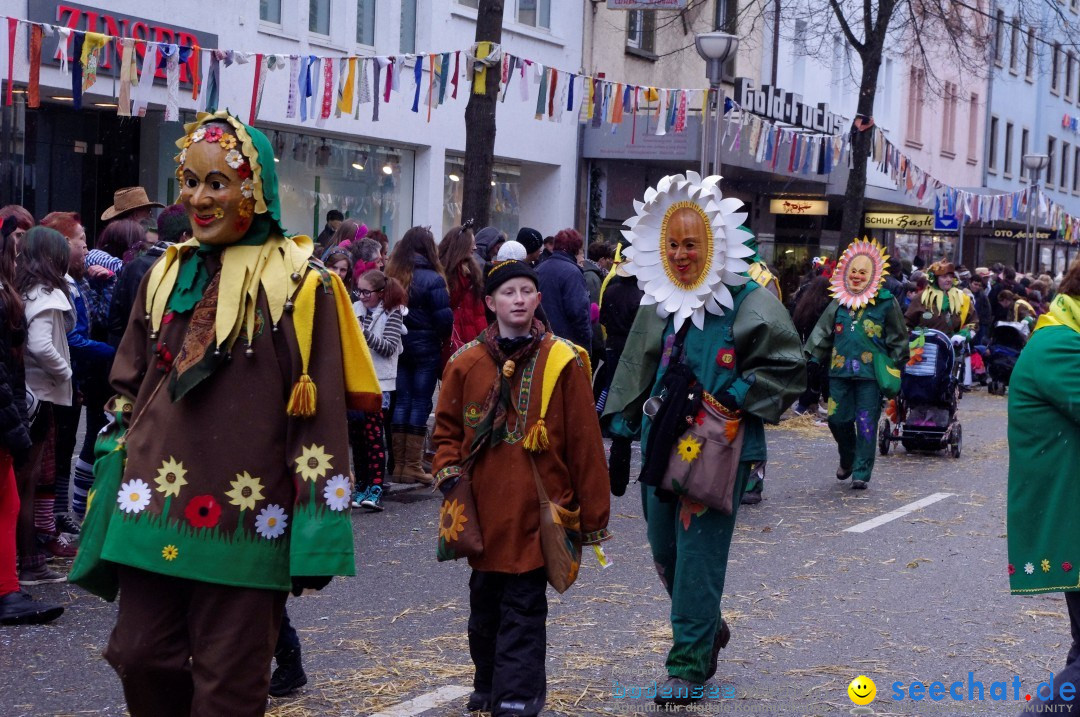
[522,337,591,452]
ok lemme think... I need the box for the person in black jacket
[0,216,63,624]
[535,229,591,350]
[385,227,453,485]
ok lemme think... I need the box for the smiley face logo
[848,675,876,706]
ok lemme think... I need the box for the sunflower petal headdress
[620,172,755,331]
[830,237,890,310]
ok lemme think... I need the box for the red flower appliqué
[1065,562,1074,573]
[203,125,224,143]
[235,162,252,180]
[1008,564,1015,576]
[184,494,222,529]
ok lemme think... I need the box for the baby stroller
[879,329,962,458]
[986,322,1028,395]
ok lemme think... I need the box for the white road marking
[366,685,472,717]
[843,492,956,533]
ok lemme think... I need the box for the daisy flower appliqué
[117,479,152,514]
[1042,559,1052,573]
[323,475,351,511]
[240,178,254,199]
[255,504,289,539]
[1024,562,1035,575]
[225,149,245,170]
[162,545,179,561]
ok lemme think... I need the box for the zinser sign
[734,78,846,135]
[27,0,218,85]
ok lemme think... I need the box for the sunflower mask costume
[70,111,381,716]
[603,172,804,704]
[806,238,908,489]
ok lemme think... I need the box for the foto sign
[863,213,934,230]
[770,199,828,216]
[606,0,687,8]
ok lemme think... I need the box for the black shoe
[269,657,307,697]
[54,513,81,536]
[0,590,64,625]
[740,490,762,505]
[836,465,853,481]
[704,618,731,680]
[851,480,868,490]
[466,690,491,711]
[654,676,705,706]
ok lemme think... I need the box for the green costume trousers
[642,464,749,683]
[827,378,882,482]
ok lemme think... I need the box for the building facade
[0,0,584,243]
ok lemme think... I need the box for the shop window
[1003,122,1013,177]
[517,0,550,29]
[442,158,521,239]
[627,11,655,54]
[356,0,375,45]
[272,130,414,244]
[309,0,331,35]
[261,0,282,24]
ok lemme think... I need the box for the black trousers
[1020,591,1080,714]
[468,568,548,717]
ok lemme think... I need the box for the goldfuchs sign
[27,0,218,86]
[734,78,846,135]
[863,213,934,230]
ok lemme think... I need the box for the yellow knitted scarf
[1034,294,1080,335]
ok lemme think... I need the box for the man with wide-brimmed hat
[100,187,164,224]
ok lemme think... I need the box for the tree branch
[828,0,865,54]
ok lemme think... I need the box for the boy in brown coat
[433,259,611,716]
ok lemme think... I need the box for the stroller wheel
[878,418,891,456]
[950,423,962,459]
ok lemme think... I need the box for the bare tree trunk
[461,0,504,229]
[838,51,883,248]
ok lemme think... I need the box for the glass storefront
[442,157,521,239]
[892,232,956,267]
[266,128,414,242]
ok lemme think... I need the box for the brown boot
[390,431,407,481]
[400,433,434,485]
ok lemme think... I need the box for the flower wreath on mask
[830,237,890,310]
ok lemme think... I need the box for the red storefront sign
[27,0,219,85]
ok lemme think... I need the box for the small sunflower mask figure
[830,237,890,310]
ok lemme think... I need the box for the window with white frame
[309,0,331,35]
[1053,43,1063,93]
[942,82,957,155]
[1063,141,1071,191]
[1048,136,1057,186]
[356,0,375,45]
[968,93,979,162]
[400,0,416,52]
[1009,17,1020,71]
[1026,27,1036,79]
[1004,122,1014,176]
[627,11,656,53]
[906,67,924,146]
[1073,146,1079,192]
[1069,53,1076,101]
[261,0,282,23]
[715,0,737,31]
[993,9,1005,64]
[1020,127,1030,181]
[517,0,550,29]
[987,115,998,172]
[458,0,479,6]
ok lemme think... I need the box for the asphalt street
[1,388,1068,717]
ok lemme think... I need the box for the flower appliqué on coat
[676,435,702,463]
[678,497,708,530]
[226,472,265,512]
[863,320,883,338]
[184,494,222,529]
[860,351,874,364]
[440,498,468,543]
[162,544,179,561]
[1065,562,1074,573]
[153,457,188,498]
[1042,559,1052,573]
[1008,564,1015,576]
[323,475,351,512]
[715,348,735,369]
[463,402,483,428]
[1024,562,1035,575]
[255,504,289,539]
[831,352,846,369]
[117,479,151,514]
[295,444,333,482]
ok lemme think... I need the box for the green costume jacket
[603,282,805,464]
[805,293,909,380]
[1007,324,1080,593]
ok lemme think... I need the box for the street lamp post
[1022,153,1049,274]
[695,32,739,181]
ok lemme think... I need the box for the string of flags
[3,13,1078,242]
[870,124,1080,243]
